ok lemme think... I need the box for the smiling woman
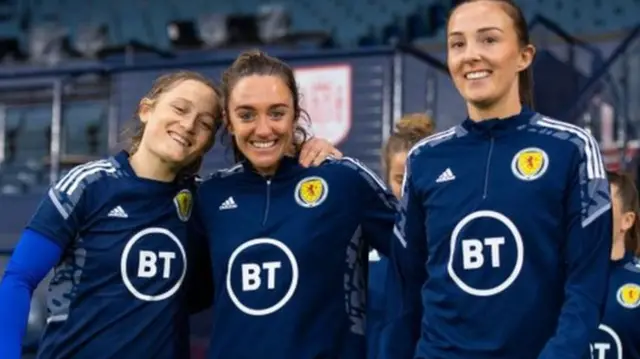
[195,49,398,359]
[126,71,221,181]
[446,0,535,120]
[379,1,613,359]
[220,50,311,174]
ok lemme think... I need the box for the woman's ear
[138,98,154,124]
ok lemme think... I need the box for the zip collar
[241,155,302,181]
[115,150,186,190]
[461,107,536,138]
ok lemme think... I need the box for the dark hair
[447,0,534,108]
[382,113,435,179]
[220,49,311,162]
[608,170,640,256]
[123,70,222,178]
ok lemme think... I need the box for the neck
[129,148,177,182]
[468,88,523,121]
[611,237,626,260]
[255,163,278,178]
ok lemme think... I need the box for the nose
[254,116,272,137]
[180,115,197,133]
[461,42,482,63]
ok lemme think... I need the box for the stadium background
[0,0,638,357]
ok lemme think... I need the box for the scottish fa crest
[173,189,193,222]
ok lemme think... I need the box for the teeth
[251,141,276,149]
[169,132,190,147]
[466,71,490,80]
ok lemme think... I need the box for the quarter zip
[262,179,272,226]
[482,137,495,199]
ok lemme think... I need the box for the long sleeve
[0,229,62,359]
[343,157,398,257]
[379,155,428,359]
[537,142,612,359]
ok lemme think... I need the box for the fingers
[312,149,330,167]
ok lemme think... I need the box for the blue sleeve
[185,198,213,314]
[0,229,63,359]
[379,154,427,359]
[27,164,92,248]
[538,140,612,359]
[345,157,397,257]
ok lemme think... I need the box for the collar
[461,107,536,138]
[241,155,302,180]
[612,251,635,267]
[115,150,184,189]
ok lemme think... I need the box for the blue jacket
[380,110,612,359]
[586,252,640,359]
[196,156,397,359]
[0,151,210,359]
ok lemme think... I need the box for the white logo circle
[120,227,187,302]
[226,238,299,316]
[589,324,622,359]
[447,210,524,296]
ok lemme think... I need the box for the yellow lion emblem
[173,189,193,222]
[511,147,549,181]
[295,176,328,208]
[617,283,640,309]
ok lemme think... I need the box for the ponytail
[628,214,640,257]
[519,67,534,109]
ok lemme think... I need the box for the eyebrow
[172,97,215,118]
[234,103,290,111]
[172,97,192,104]
[448,26,503,37]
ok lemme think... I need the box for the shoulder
[407,126,461,161]
[52,156,125,199]
[622,256,640,276]
[322,156,388,191]
[528,115,602,156]
[527,114,606,178]
[199,162,245,194]
[201,163,244,183]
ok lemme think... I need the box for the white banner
[294,65,352,144]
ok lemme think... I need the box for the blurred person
[379,1,612,358]
[196,50,397,359]
[586,171,640,359]
[368,113,435,359]
[0,70,340,359]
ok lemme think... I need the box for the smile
[465,70,491,80]
[250,140,277,149]
[168,131,192,148]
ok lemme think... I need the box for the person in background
[0,70,341,359]
[368,113,435,359]
[196,49,397,359]
[587,171,640,359]
[380,0,612,358]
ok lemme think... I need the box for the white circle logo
[447,210,524,296]
[226,238,299,316]
[120,227,187,302]
[589,324,622,359]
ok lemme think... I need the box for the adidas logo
[107,206,128,218]
[219,196,238,210]
[435,168,456,183]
